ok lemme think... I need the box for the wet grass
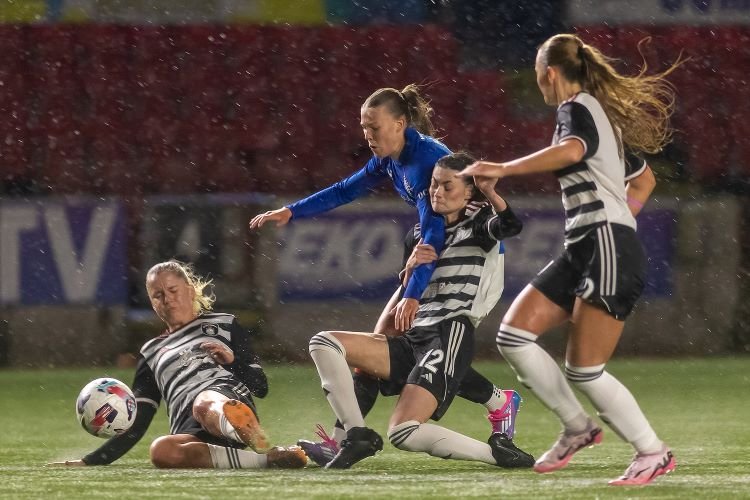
[1,358,748,499]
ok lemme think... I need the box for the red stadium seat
[405,25,458,83]
[358,26,409,90]
[32,128,89,194]
[0,26,31,179]
[612,26,663,75]
[574,25,616,50]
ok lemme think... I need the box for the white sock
[483,386,506,412]
[497,324,589,433]
[332,425,347,444]
[207,444,268,469]
[567,364,663,454]
[388,420,496,465]
[309,332,365,430]
[218,412,244,445]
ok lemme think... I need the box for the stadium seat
[612,26,663,75]
[405,25,458,83]
[32,128,89,194]
[0,26,31,179]
[574,25,616,51]
[225,26,279,150]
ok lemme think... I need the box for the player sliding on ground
[309,152,534,469]
[50,261,306,469]
[299,221,527,467]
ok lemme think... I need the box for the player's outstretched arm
[249,207,292,230]
[46,402,158,466]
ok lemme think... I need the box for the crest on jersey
[201,323,219,336]
[453,227,472,243]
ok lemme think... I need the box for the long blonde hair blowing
[540,33,682,154]
[364,83,436,136]
[146,260,215,315]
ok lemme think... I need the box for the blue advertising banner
[0,198,127,305]
[278,202,676,302]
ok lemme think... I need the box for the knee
[309,331,345,357]
[191,398,213,426]
[496,323,537,357]
[387,420,420,451]
[149,436,183,469]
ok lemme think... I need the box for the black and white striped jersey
[410,203,522,328]
[553,92,637,244]
[134,312,266,434]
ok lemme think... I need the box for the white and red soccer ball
[75,378,137,438]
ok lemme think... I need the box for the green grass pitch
[1,358,748,499]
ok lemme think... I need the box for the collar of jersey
[397,127,420,164]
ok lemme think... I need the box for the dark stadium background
[1,0,749,367]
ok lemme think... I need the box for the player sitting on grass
[299,225,525,467]
[50,260,306,470]
[308,152,534,469]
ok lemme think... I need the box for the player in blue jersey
[250,85,527,464]
[459,34,680,486]
[50,261,306,470]
[250,84,449,326]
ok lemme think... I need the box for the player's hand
[200,342,235,365]
[473,175,498,195]
[46,460,87,467]
[405,241,438,272]
[249,207,292,230]
[392,298,419,332]
[457,161,507,179]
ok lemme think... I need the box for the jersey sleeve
[403,195,444,299]
[82,356,160,465]
[285,157,388,219]
[471,204,522,251]
[624,150,648,181]
[487,205,523,241]
[556,101,599,160]
[225,319,268,399]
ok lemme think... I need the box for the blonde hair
[539,33,683,154]
[146,260,215,315]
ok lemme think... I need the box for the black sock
[457,367,495,404]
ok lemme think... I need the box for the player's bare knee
[191,398,212,424]
[150,436,180,468]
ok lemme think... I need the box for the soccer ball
[75,378,137,438]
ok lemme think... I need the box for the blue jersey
[286,127,451,299]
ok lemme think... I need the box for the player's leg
[192,387,269,452]
[457,368,523,439]
[298,372,380,466]
[565,302,674,485]
[563,226,674,485]
[387,318,534,468]
[149,434,305,469]
[497,252,604,472]
[301,287,401,466]
[308,331,387,468]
